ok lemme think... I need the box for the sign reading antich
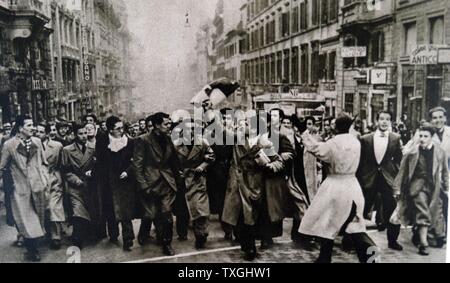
[410,45,438,65]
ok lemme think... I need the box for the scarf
[108,135,128,153]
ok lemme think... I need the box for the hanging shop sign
[32,79,48,91]
[370,68,388,85]
[342,47,367,58]
[438,48,450,64]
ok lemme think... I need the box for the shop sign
[32,79,48,91]
[342,47,367,58]
[410,45,438,65]
[438,48,450,64]
[370,68,388,85]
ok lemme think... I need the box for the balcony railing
[342,0,394,25]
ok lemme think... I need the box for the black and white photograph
[0,0,449,266]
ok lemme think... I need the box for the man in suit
[133,112,181,256]
[429,107,450,228]
[36,123,65,250]
[357,110,403,251]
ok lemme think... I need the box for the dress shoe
[50,240,62,250]
[244,250,257,261]
[418,245,429,256]
[195,236,207,249]
[162,245,175,256]
[260,239,274,250]
[178,235,188,242]
[376,224,386,232]
[71,238,83,250]
[25,251,41,262]
[13,239,24,248]
[123,241,134,252]
[435,238,445,249]
[224,232,233,241]
[388,242,403,251]
[412,232,420,247]
[137,235,149,246]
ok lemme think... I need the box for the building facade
[203,0,450,128]
[0,0,133,124]
[0,0,53,124]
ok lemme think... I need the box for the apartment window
[277,51,283,83]
[319,53,327,80]
[260,57,265,83]
[256,58,260,83]
[430,16,444,45]
[292,47,299,84]
[265,55,270,84]
[300,0,308,30]
[282,13,290,37]
[279,13,283,39]
[312,0,319,26]
[404,22,417,55]
[283,49,290,83]
[329,0,338,22]
[292,6,299,34]
[321,0,328,25]
[300,44,309,84]
[345,93,354,115]
[311,42,320,84]
[260,26,265,47]
[270,20,276,43]
[371,31,385,63]
[328,51,336,80]
[265,22,271,44]
[271,53,276,83]
[343,36,356,68]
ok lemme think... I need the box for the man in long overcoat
[61,123,98,249]
[133,112,181,256]
[96,116,138,251]
[36,123,65,250]
[0,115,48,261]
[174,120,215,249]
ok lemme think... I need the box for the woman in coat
[174,120,215,249]
[0,115,48,261]
[95,116,137,251]
[61,123,98,249]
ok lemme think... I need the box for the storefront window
[345,93,354,115]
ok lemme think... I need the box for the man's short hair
[45,122,56,134]
[305,116,316,124]
[376,110,392,121]
[72,122,87,134]
[429,106,447,118]
[335,113,353,134]
[150,112,170,127]
[83,114,98,124]
[419,122,436,136]
[106,116,122,132]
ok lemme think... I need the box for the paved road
[0,210,445,263]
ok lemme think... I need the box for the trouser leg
[138,219,152,238]
[379,178,401,244]
[193,217,209,239]
[107,218,120,240]
[23,238,38,254]
[50,222,62,241]
[72,217,88,246]
[121,220,135,243]
[176,212,189,239]
[350,233,377,263]
[317,238,334,263]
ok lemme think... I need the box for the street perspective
[0,0,450,266]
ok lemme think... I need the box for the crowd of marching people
[0,102,448,263]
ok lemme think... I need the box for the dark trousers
[176,214,209,239]
[107,220,135,242]
[72,217,89,245]
[23,238,39,255]
[364,174,400,244]
[236,213,256,253]
[320,203,377,263]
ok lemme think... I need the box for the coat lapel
[149,132,164,160]
[80,146,94,168]
[70,144,84,168]
[16,141,28,158]
[28,142,38,160]
[380,133,394,165]
[408,149,420,181]
[432,145,439,177]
